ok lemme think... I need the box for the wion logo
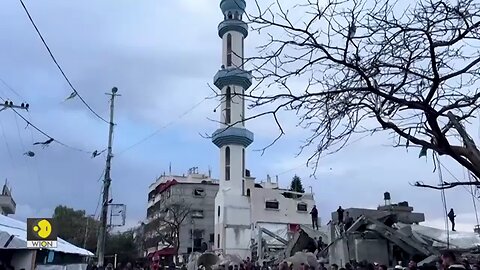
[27,218,58,248]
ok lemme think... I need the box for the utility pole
[96,87,120,267]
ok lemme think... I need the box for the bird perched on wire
[33,138,54,148]
[91,149,106,158]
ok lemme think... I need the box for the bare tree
[233,0,480,188]
[150,198,192,255]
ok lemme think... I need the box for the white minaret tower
[212,0,253,258]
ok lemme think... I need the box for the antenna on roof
[208,166,212,178]
[169,162,172,175]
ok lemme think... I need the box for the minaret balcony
[212,127,254,148]
[214,67,252,90]
[218,20,248,38]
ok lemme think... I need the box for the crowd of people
[266,250,478,270]
[87,261,148,270]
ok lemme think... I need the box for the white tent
[0,214,93,256]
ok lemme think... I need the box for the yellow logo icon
[33,219,52,239]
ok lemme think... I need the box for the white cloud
[13,204,53,222]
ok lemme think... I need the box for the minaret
[211,0,253,258]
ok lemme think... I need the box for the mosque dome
[220,0,246,13]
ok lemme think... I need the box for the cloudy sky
[0,0,478,233]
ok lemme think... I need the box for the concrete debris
[283,229,317,259]
[187,252,246,270]
[282,252,318,270]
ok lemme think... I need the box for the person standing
[337,206,345,224]
[344,212,354,231]
[448,209,456,231]
[317,236,325,251]
[310,205,319,230]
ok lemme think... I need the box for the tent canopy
[0,214,94,256]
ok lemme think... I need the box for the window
[242,148,245,176]
[246,188,250,197]
[225,147,230,181]
[242,180,245,195]
[241,90,245,123]
[226,34,232,67]
[193,188,205,197]
[217,234,220,248]
[241,37,244,69]
[265,200,279,209]
[234,12,239,19]
[190,229,204,240]
[210,234,215,243]
[192,210,204,219]
[225,87,231,124]
[228,12,232,19]
[297,203,308,212]
[217,206,220,217]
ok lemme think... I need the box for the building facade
[210,0,317,259]
[145,168,218,257]
[0,181,15,216]
[247,176,317,232]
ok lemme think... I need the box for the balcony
[213,67,252,90]
[0,195,16,215]
[218,20,248,38]
[212,127,254,148]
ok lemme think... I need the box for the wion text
[27,240,58,248]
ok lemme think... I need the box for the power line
[116,97,208,155]
[435,153,450,249]
[0,118,15,169]
[12,111,44,197]
[0,78,24,100]
[257,133,374,182]
[93,170,105,220]
[437,160,480,203]
[18,0,109,124]
[0,94,91,154]
[468,173,480,227]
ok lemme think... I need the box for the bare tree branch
[148,195,192,255]
[414,181,480,190]
[213,0,480,180]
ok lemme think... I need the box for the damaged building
[250,192,480,267]
[326,192,480,266]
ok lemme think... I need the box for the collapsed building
[327,193,480,266]
[247,192,480,267]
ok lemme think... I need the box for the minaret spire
[212,0,253,258]
[212,0,253,191]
